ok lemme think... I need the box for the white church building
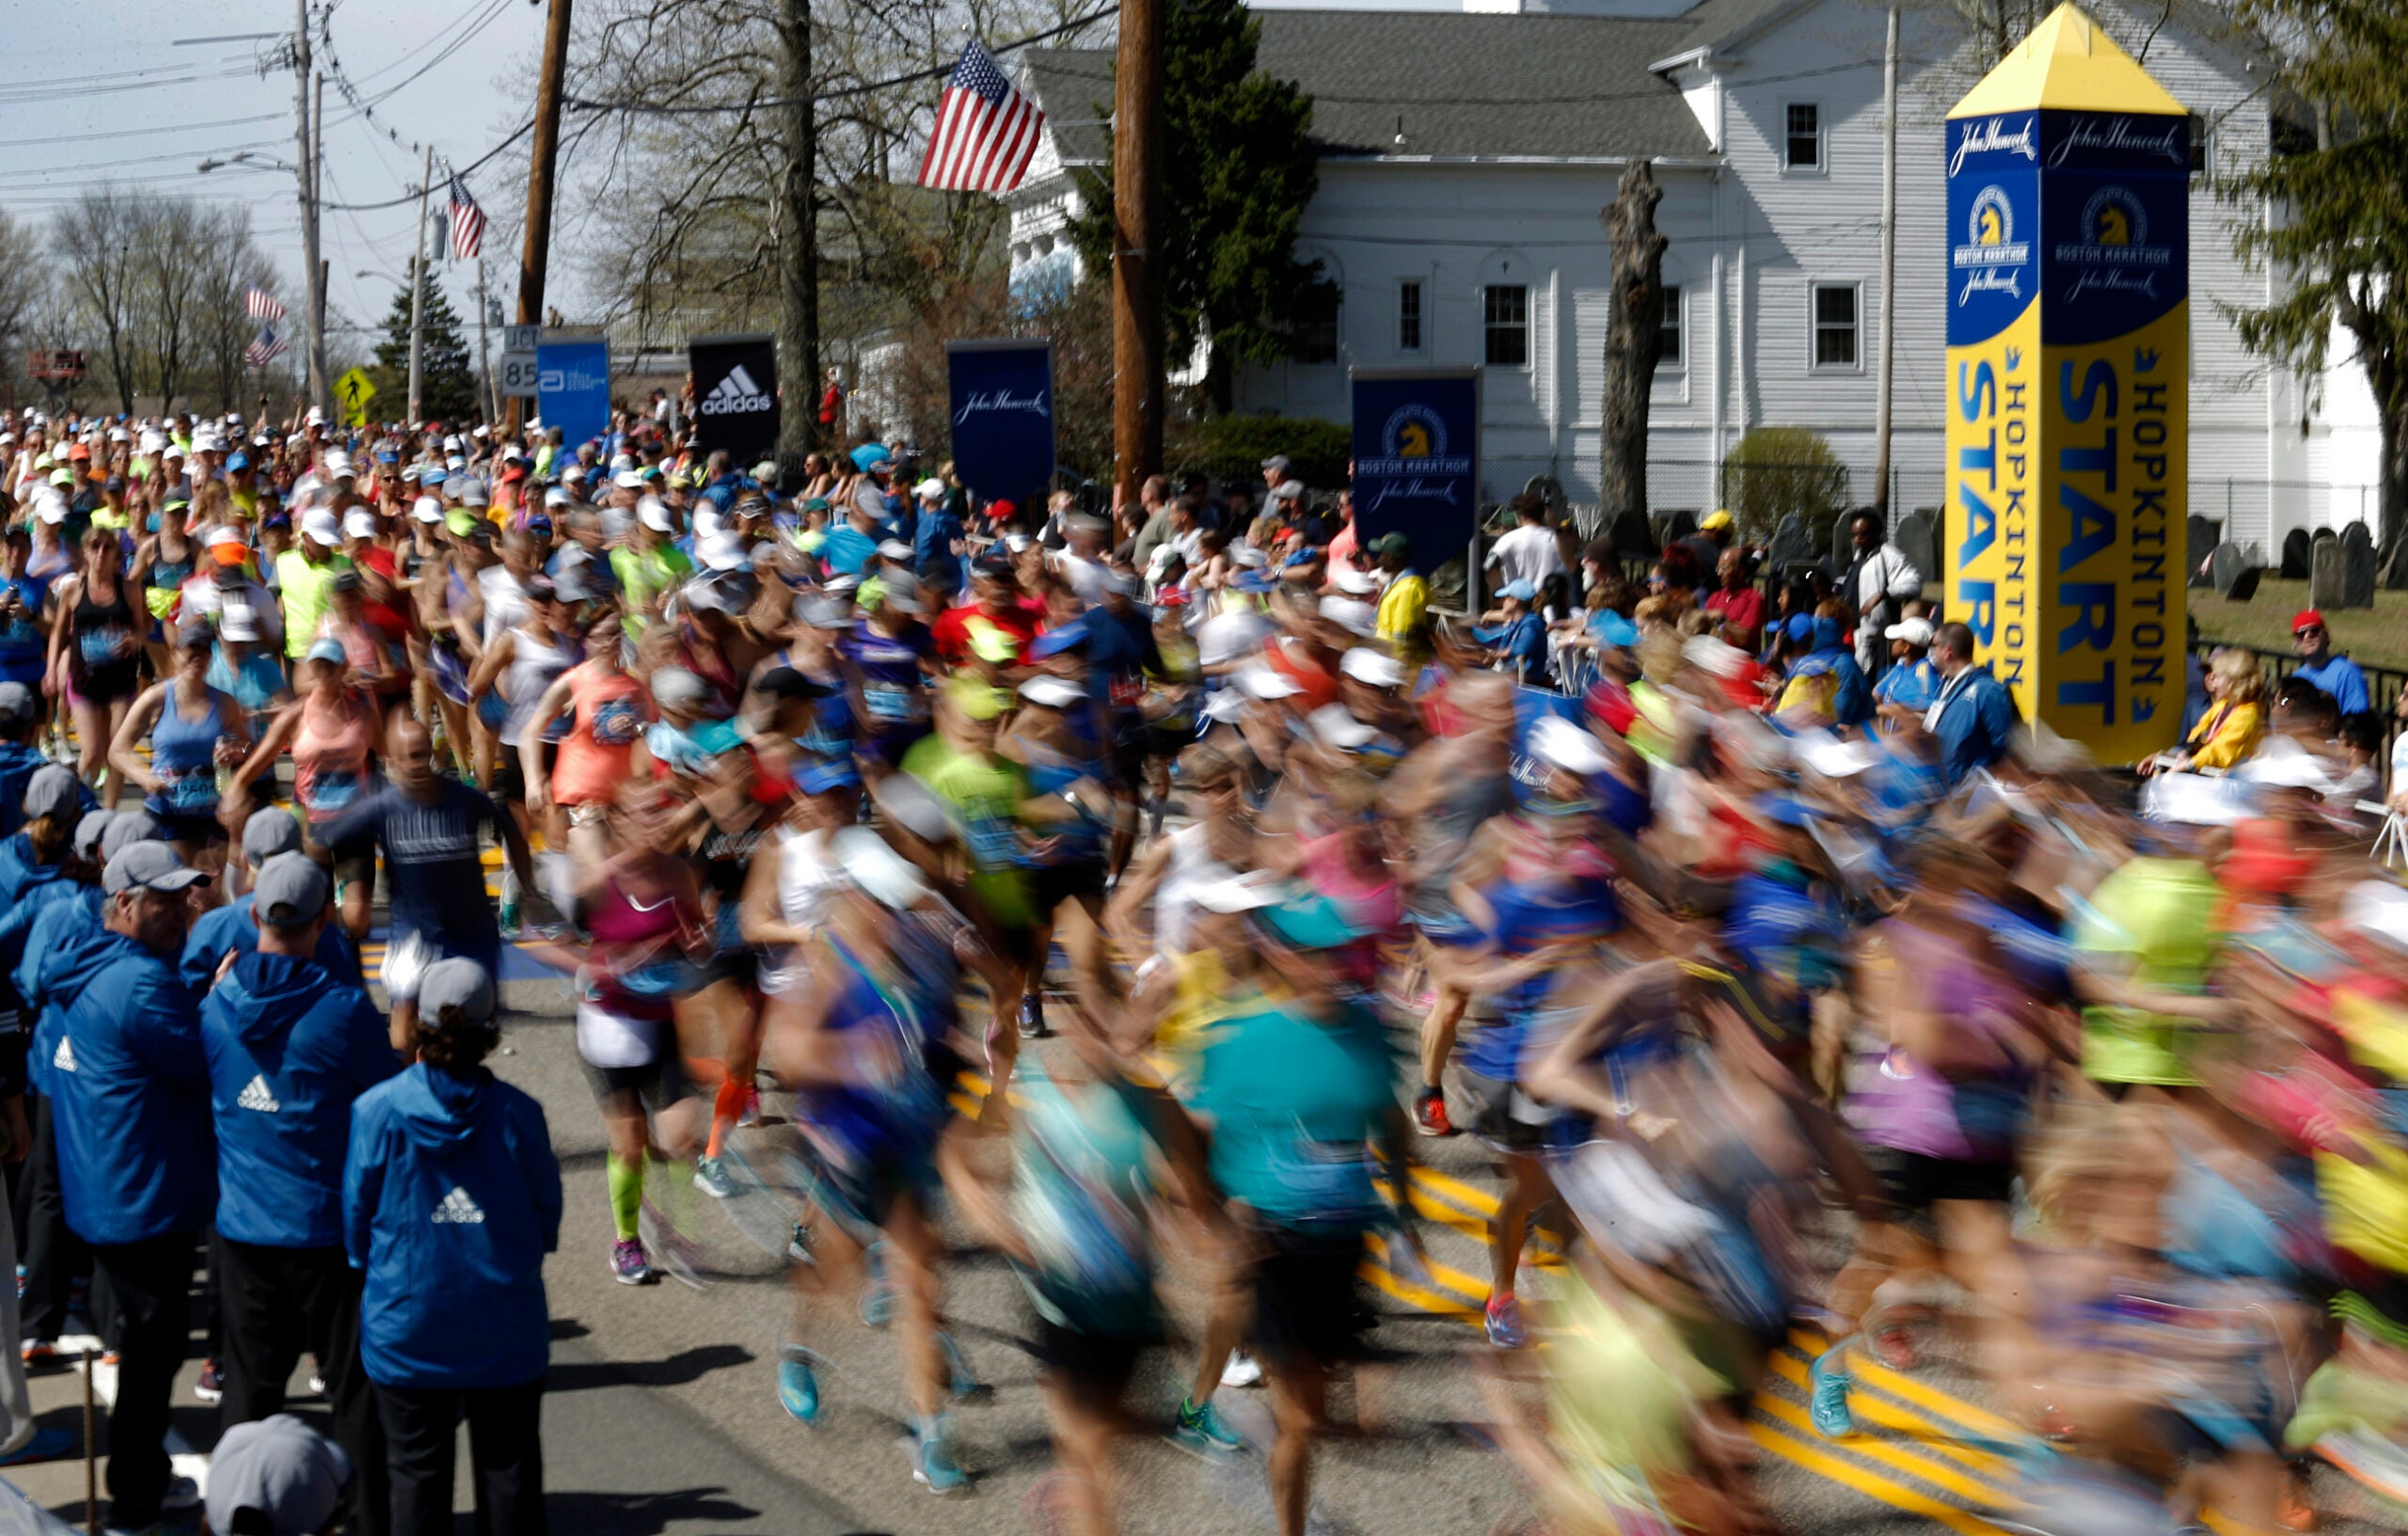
[1006,0,2376,553]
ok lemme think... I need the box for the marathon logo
[700,365,774,416]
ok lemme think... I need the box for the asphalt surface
[1,969,2398,1534]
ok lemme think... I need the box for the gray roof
[1023,8,1714,166]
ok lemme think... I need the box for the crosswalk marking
[1745,1417,2014,1536]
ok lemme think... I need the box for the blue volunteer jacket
[20,891,102,1098]
[202,951,399,1249]
[182,893,365,995]
[45,923,212,1245]
[344,1062,561,1390]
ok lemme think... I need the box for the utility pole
[774,0,818,472]
[476,257,497,424]
[406,144,432,426]
[1872,4,1899,524]
[293,0,329,416]
[509,0,573,435]
[1110,0,1164,509]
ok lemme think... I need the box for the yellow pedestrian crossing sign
[336,368,378,426]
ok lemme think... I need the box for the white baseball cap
[915,478,945,500]
[1338,646,1403,688]
[697,531,750,571]
[300,509,341,547]
[1883,616,1935,647]
[1529,715,1611,776]
[410,496,444,523]
[341,509,379,542]
[613,469,647,491]
[637,496,673,533]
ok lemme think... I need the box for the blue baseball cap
[226,451,250,472]
[1785,612,1814,642]
[1500,578,1538,601]
[1593,611,1639,648]
[1029,621,1089,659]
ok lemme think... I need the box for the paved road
[6,965,2399,1534]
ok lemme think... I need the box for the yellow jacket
[2185,699,2264,770]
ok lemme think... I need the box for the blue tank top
[1461,875,1621,1082]
[798,939,948,1167]
[146,688,228,818]
[1022,746,1105,866]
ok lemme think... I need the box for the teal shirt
[1194,1000,1396,1229]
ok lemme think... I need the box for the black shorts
[1024,859,1107,921]
[1028,1310,1158,1401]
[581,1052,690,1112]
[1872,1147,2014,1213]
[1145,720,1195,762]
[1248,1222,1371,1371]
[1456,1068,1549,1155]
[150,810,228,848]
[487,740,554,805]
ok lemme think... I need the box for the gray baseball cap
[206,1413,353,1536]
[23,764,79,824]
[102,811,160,862]
[420,957,498,1027]
[103,840,209,895]
[0,682,34,723]
[253,852,329,927]
[243,807,305,867]
[71,809,113,861]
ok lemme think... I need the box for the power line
[562,6,1117,117]
[3,111,291,150]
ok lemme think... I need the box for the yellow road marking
[1751,1392,2007,1509]
[1791,1330,2027,1444]
[1361,1234,1481,1322]
[1762,1349,2013,1483]
[1747,1417,2014,1536]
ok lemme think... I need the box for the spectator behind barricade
[1840,508,1924,675]
[2289,608,2371,720]
[1485,494,1565,594]
[1923,621,2019,786]
[2141,648,2265,778]
[1871,616,1940,733]
[1703,546,1764,651]
[1370,534,1428,661]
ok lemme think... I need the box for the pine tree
[371,259,479,424]
[1068,0,1330,385]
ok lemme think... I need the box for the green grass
[2188,577,2408,673]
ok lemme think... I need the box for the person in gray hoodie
[201,853,397,1536]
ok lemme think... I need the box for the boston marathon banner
[689,333,779,463]
[535,334,611,451]
[1944,3,2187,765]
[945,339,1054,506]
[1350,368,1480,568]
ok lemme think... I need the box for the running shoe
[160,1473,201,1510]
[2315,1428,2408,1512]
[693,1156,736,1200]
[1172,1395,1245,1456]
[860,1241,894,1327]
[936,1329,982,1400]
[1414,1087,1454,1137]
[1484,1294,1529,1350]
[18,1341,53,1369]
[0,1426,71,1466]
[1220,1349,1262,1389]
[1019,992,1050,1040]
[911,1415,969,1495]
[737,1088,763,1129]
[1807,1343,1856,1439]
[777,1350,821,1426]
[192,1359,223,1404]
[610,1237,656,1285]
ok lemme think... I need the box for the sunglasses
[2295,626,2324,640]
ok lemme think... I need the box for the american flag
[917,40,1043,194]
[244,286,284,322]
[448,173,486,262]
[244,325,287,370]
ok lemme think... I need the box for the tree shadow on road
[542,1486,763,1533]
[546,1342,754,1393]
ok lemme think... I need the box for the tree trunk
[1598,160,1669,532]
[2380,374,2408,588]
[774,0,819,478]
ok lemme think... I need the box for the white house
[1008,0,2375,552]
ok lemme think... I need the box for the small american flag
[244,325,286,370]
[244,287,284,322]
[917,40,1043,194]
[448,173,486,262]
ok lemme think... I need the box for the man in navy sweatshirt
[201,853,397,1536]
[48,840,211,1531]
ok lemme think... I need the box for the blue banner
[1351,370,1479,568]
[946,340,1054,506]
[536,338,611,448]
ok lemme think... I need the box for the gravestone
[2226,565,2262,603]
[2343,522,2377,608]
[1766,513,1814,575]
[2186,515,2219,588]
[2310,533,2348,610]
[1660,509,1699,548]
[1605,507,1655,563]
[1893,510,1939,587]
[2281,528,2313,579]
[2209,542,2253,598]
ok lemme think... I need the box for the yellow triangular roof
[1949,3,2189,119]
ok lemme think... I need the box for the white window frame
[1398,278,1425,355]
[1657,284,1684,372]
[1483,283,1531,370]
[1809,280,1861,372]
[1782,101,1826,175]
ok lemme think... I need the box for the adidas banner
[946,339,1054,507]
[688,332,781,462]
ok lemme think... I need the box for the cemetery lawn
[2190,578,2408,671]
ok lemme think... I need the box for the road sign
[25,349,84,384]
[335,367,378,426]
[499,325,541,399]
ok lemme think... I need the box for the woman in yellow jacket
[2147,647,2267,774]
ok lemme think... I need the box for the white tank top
[756,826,842,996]
[1153,824,1231,959]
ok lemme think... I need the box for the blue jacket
[202,951,399,1249]
[46,923,211,1245]
[2293,654,2371,718]
[344,1063,560,1390]
[1931,663,2018,786]
[0,748,58,839]
[914,507,965,593]
[182,894,364,995]
[20,891,101,1098]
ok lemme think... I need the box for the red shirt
[1704,583,1766,644]
[931,602,1038,665]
